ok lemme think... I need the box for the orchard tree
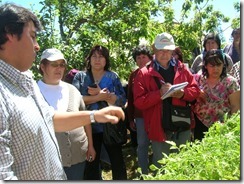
[29,0,239,81]
[155,0,239,63]
[33,0,163,81]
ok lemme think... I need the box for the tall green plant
[140,112,240,180]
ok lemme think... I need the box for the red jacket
[127,68,143,122]
[133,60,200,142]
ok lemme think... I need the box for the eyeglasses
[48,63,66,68]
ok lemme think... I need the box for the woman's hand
[197,89,207,104]
[105,92,117,105]
[86,145,96,162]
[96,88,111,101]
[88,85,101,96]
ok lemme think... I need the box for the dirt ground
[101,134,153,180]
[101,142,139,180]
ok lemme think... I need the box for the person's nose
[34,41,40,52]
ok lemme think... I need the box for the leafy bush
[141,112,240,180]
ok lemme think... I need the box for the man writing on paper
[161,81,188,100]
[133,32,200,168]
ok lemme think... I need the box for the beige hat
[154,32,175,50]
[41,48,67,63]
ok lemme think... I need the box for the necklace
[94,79,99,84]
[93,71,105,84]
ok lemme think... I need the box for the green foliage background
[0,0,240,180]
[141,112,240,180]
[1,0,239,81]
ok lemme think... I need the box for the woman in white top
[37,48,95,180]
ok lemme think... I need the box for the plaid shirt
[0,60,66,180]
[229,61,240,85]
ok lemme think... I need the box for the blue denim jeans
[151,129,191,168]
[63,161,86,180]
[135,118,150,174]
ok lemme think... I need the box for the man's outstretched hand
[95,106,125,124]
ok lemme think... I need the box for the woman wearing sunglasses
[193,49,240,141]
[37,48,93,180]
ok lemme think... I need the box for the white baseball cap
[154,32,175,50]
[41,48,67,63]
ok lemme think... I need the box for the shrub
[141,112,240,180]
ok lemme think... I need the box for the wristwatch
[90,110,96,123]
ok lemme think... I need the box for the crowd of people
[0,3,240,181]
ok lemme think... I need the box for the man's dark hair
[231,28,240,37]
[132,45,153,62]
[0,3,42,49]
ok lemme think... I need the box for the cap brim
[155,44,175,50]
[45,57,67,64]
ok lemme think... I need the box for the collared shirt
[229,61,240,85]
[0,60,66,180]
[154,58,176,71]
[154,59,176,130]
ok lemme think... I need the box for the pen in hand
[160,80,169,97]
[160,80,165,84]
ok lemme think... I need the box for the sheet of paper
[161,82,188,100]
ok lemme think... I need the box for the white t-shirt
[37,80,69,112]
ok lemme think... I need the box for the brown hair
[86,45,110,71]
[39,59,49,76]
[173,46,183,62]
[202,49,227,78]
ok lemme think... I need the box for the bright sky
[159,0,240,42]
[1,0,240,42]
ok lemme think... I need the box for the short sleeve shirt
[193,74,240,127]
